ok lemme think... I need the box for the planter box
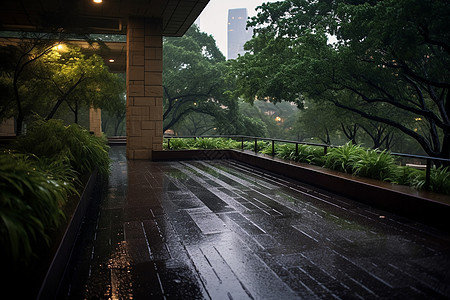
[37,169,99,299]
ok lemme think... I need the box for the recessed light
[109,59,115,63]
[93,0,102,3]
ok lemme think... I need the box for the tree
[101,74,126,136]
[0,33,59,135]
[163,25,235,134]
[33,45,116,121]
[0,36,123,133]
[232,0,450,160]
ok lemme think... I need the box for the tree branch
[332,100,439,156]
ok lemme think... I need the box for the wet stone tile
[61,147,450,299]
[187,207,229,235]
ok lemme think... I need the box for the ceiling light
[109,59,115,63]
[93,0,102,3]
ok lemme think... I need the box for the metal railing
[164,134,450,191]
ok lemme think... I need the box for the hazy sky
[198,0,279,56]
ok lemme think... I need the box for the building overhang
[0,0,209,72]
[0,0,208,37]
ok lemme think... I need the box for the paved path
[60,146,450,299]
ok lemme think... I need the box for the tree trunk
[74,100,79,124]
[16,114,24,136]
[46,75,85,121]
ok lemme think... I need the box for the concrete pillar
[126,17,163,160]
[89,106,102,137]
[0,118,15,136]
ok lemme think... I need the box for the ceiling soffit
[0,0,209,36]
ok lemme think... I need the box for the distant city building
[227,8,253,60]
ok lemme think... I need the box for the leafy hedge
[12,119,110,176]
[0,151,77,263]
[164,138,450,195]
[0,119,110,265]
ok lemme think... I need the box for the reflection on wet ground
[60,146,450,299]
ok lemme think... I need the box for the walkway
[60,146,450,299]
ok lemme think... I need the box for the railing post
[272,140,275,156]
[241,136,244,150]
[254,138,258,153]
[324,146,328,155]
[425,159,431,190]
[295,143,299,156]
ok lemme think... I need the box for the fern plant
[324,143,365,173]
[0,151,77,264]
[12,119,110,176]
[352,149,395,181]
[166,138,191,149]
[406,166,450,194]
[295,145,325,165]
[243,140,269,152]
[193,137,224,149]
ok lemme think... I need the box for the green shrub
[193,137,226,149]
[275,143,296,159]
[429,166,450,194]
[165,137,242,150]
[13,119,110,176]
[244,140,269,152]
[219,138,241,150]
[325,143,365,173]
[261,142,283,155]
[294,145,326,165]
[0,151,77,264]
[352,149,395,181]
[165,138,192,150]
[404,166,450,194]
[390,166,422,186]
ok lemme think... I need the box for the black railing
[164,134,450,191]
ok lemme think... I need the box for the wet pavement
[60,146,450,299]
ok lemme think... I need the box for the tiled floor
[60,146,450,299]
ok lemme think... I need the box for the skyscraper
[227,8,253,60]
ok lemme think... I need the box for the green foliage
[165,137,241,150]
[165,138,192,150]
[1,118,110,265]
[324,144,395,181]
[428,167,450,194]
[325,143,365,174]
[0,39,124,133]
[13,119,110,176]
[193,138,225,150]
[0,151,77,263]
[244,140,270,152]
[233,0,450,160]
[391,165,450,194]
[407,166,450,194]
[163,25,232,134]
[352,150,395,181]
[292,145,326,166]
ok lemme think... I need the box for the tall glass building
[227,8,253,60]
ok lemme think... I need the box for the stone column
[0,118,15,136]
[89,106,102,137]
[126,17,163,160]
